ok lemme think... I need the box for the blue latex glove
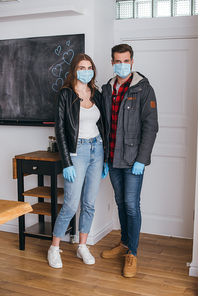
[132,162,145,175]
[63,166,76,182]
[101,163,109,179]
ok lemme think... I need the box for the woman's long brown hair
[61,53,98,97]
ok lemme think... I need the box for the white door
[126,38,198,238]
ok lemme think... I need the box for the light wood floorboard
[0,230,197,296]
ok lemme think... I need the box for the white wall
[0,0,115,245]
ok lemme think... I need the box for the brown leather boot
[123,252,137,278]
[101,242,128,258]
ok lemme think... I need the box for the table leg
[17,159,25,250]
[70,215,76,236]
[38,175,44,223]
[51,163,58,236]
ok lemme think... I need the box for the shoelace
[51,248,63,258]
[79,246,92,257]
[125,251,133,266]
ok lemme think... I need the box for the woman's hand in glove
[101,163,109,179]
[63,166,76,182]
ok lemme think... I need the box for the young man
[101,44,158,278]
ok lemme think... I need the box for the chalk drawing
[52,78,64,92]
[55,46,61,56]
[52,42,74,92]
[63,49,74,65]
[52,64,62,77]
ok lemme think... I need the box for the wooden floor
[0,230,198,296]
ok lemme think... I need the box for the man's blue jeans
[53,134,104,238]
[109,162,144,256]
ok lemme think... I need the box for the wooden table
[14,150,76,250]
[0,199,32,225]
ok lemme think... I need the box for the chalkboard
[0,34,85,126]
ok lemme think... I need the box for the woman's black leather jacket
[55,87,107,169]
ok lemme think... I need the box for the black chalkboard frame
[0,34,85,126]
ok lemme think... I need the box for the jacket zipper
[72,95,80,153]
[106,82,142,164]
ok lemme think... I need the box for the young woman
[47,53,108,268]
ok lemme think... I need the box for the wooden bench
[0,199,33,225]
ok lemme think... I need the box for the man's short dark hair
[111,44,134,61]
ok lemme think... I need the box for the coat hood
[108,71,148,89]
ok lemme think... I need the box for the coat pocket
[122,138,140,165]
[123,100,139,134]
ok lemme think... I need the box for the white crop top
[78,104,100,139]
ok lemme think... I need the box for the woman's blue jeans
[109,162,144,256]
[53,134,104,238]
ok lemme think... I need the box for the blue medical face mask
[77,70,94,84]
[113,63,131,79]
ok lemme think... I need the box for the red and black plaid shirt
[109,74,133,162]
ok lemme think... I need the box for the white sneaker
[77,245,95,265]
[47,246,63,268]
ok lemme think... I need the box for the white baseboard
[0,220,114,246]
[61,221,114,245]
[0,223,18,233]
[189,262,198,277]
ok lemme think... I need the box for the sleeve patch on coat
[151,101,156,108]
